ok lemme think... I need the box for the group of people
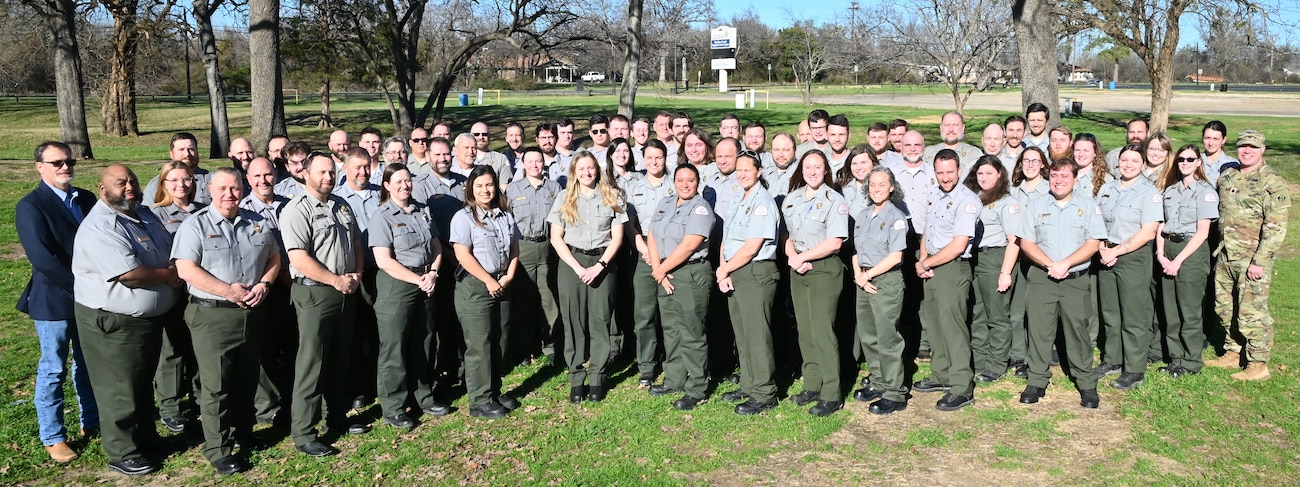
[19,104,1287,477]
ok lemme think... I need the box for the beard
[107,194,139,213]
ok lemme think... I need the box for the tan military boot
[1231,362,1270,381]
[1206,350,1241,369]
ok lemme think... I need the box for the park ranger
[850,166,910,415]
[912,150,980,412]
[1207,130,1290,381]
[279,152,370,458]
[646,164,715,411]
[1016,159,1106,409]
[240,158,294,425]
[73,164,181,476]
[507,148,563,365]
[1156,144,1219,377]
[1096,144,1163,391]
[716,151,780,415]
[624,140,676,385]
[172,167,281,475]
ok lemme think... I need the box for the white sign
[711,26,737,50]
[712,58,736,70]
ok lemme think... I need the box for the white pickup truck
[580,71,606,82]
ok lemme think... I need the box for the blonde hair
[558,150,624,225]
[155,161,195,207]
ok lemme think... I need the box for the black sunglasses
[44,159,76,168]
[410,138,430,144]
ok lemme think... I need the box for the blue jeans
[34,320,98,446]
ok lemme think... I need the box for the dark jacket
[16,183,95,321]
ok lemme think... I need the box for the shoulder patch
[964,203,978,214]
[754,205,769,216]
[893,219,907,230]
[1008,203,1020,215]
[694,205,710,216]
[1205,193,1218,202]
[1151,193,1161,203]
[837,204,849,216]
[1095,206,1102,215]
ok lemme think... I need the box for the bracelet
[597,260,608,267]
[999,271,1012,276]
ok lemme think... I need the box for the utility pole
[182,10,192,101]
[849,1,860,41]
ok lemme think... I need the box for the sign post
[711,25,737,93]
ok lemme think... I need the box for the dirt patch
[703,379,1137,486]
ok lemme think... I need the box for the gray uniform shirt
[1012,179,1050,209]
[476,151,514,186]
[762,163,798,199]
[507,177,562,239]
[150,201,205,235]
[171,206,280,301]
[853,201,909,268]
[625,175,675,236]
[721,186,779,262]
[704,171,742,222]
[842,181,869,220]
[1203,152,1239,186]
[273,177,306,200]
[279,193,361,278]
[1097,178,1163,244]
[449,207,519,275]
[976,195,1024,248]
[145,167,212,206]
[1162,179,1219,235]
[73,201,178,317]
[923,142,983,179]
[406,155,432,177]
[648,194,714,262]
[413,172,466,242]
[1019,193,1108,273]
[924,185,981,258]
[781,186,850,253]
[333,182,380,235]
[884,159,938,234]
[546,189,628,250]
[368,200,440,268]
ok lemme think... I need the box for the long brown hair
[155,161,195,207]
[462,165,510,226]
[378,162,409,204]
[962,155,1011,206]
[836,144,876,189]
[1159,143,1209,191]
[787,149,841,194]
[1012,146,1047,186]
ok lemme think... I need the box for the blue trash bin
[1108,81,1116,91]
[458,93,469,106]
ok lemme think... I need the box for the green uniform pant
[727,260,778,403]
[1025,268,1098,390]
[1098,245,1155,374]
[454,276,511,408]
[903,233,930,353]
[1214,257,1275,362]
[289,283,354,446]
[514,239,559,360]
[630,252,662,376]
[185,303,263,463]
[559,252,615,387]
[971,246,1013,374]
[373,271,437,416]
[254,282,295,423]
[1008,261,1030,363]
[155,299,196,418]
[855,269,907,402]
[1160,240,1211,372]
[791,258,844,400]
[922,259,974,396]
[74,303,163,463]
[657,261,711,398]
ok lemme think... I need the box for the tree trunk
[617,0,644,117]
[31,0,93,158]
[426,72,456,125]
[249,0,285,153]
[318,78,333,129]
[194,0,230,158]
[102,3,140,137]
[1012,0,1059,127]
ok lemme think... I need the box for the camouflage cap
[1236,129,1265,147]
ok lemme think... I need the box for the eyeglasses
[1021,158,1043,165]
[164,177,196,185]
[591,129,608,135]
[471,132,489,137]
[410,138,429,144]
[43,159,76,168]
[1175,157,1199,163]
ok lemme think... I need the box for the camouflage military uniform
[1214,164,1289,362]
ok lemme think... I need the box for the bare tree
[883,0,1014,115]
[21,0,94,157]
[617,0,643,117]
[776,21,841,105]
[192,0,230,158]
[249,0,285,152]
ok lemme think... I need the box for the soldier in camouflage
[1207,130,1290,381]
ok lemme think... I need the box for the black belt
[294,277,329,286]
[522,235,548,243]
[189,296,241,308]
[1062,269,1087,280]
[405,264,433,274]
[570,245,606,256]
[684,258,707,265]
[1162,233,1192,243]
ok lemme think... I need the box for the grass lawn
[0,94,1297,485]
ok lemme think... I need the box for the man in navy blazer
[16,141,99,464]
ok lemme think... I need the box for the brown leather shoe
[45,442,78,463]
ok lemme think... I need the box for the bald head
[100,164,141,213]
[329,130,351,156]
[981,124,1005,155]
[229,138,255,170]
